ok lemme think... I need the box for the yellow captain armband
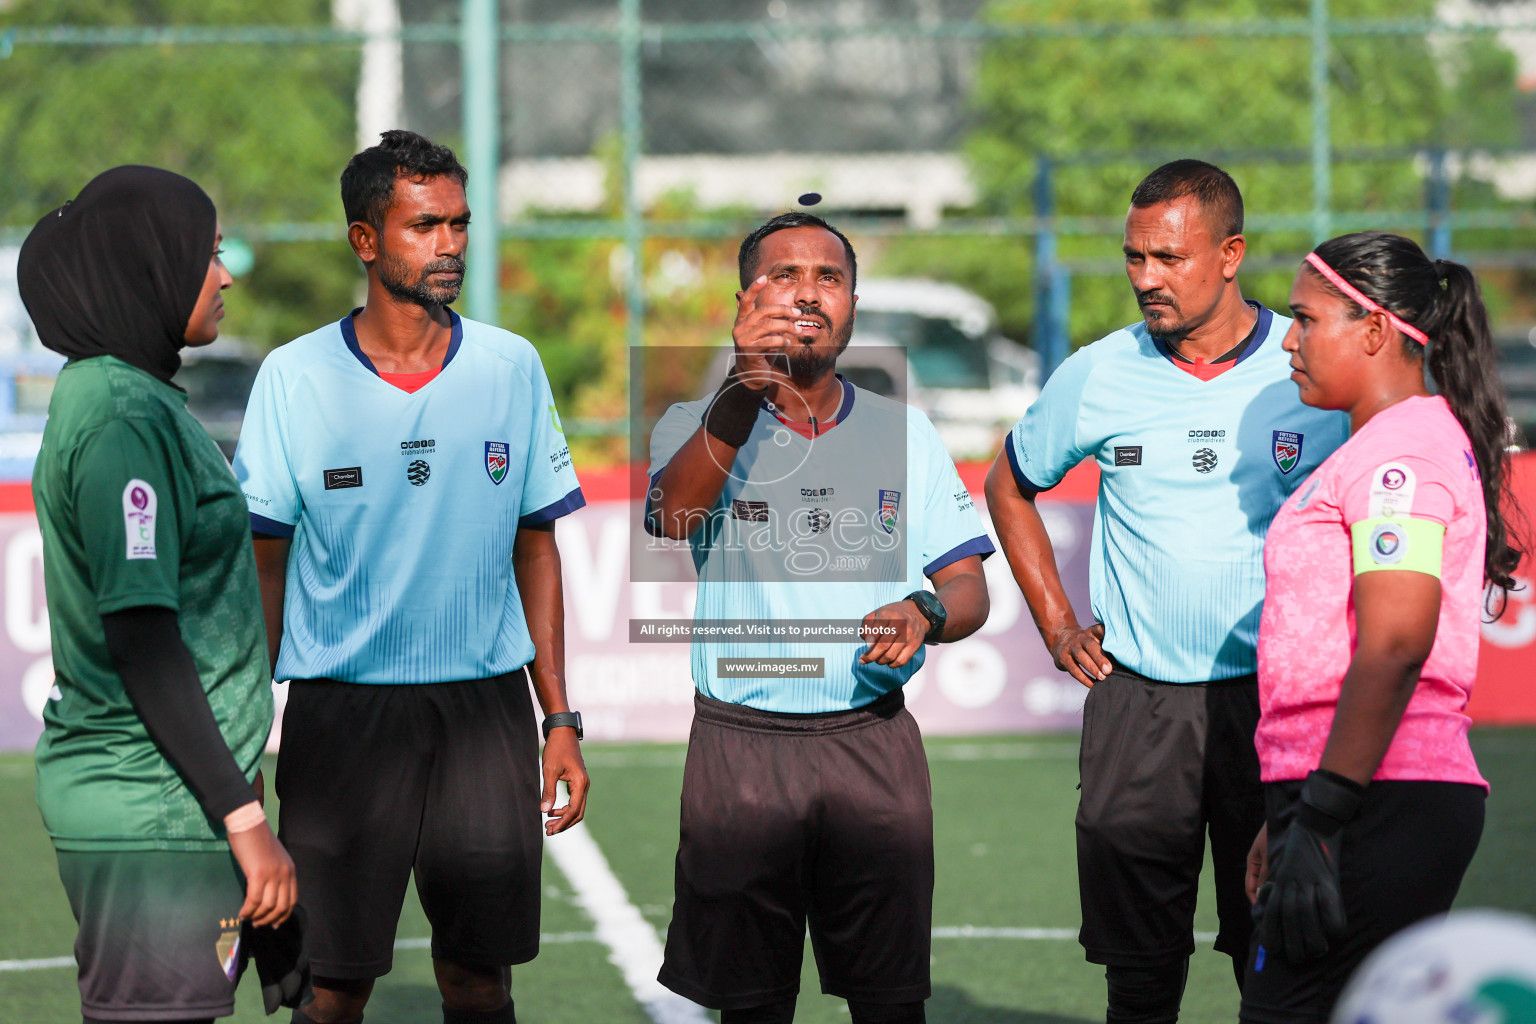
[1350,516,1446,578]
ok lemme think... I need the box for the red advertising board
[0,454,1530,749]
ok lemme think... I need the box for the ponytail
[1421,259,1524,599]
[1309,232,1525,609]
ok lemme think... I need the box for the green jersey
[32,356,272,851]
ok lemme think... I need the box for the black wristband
[542,711,583,740]
[703,372,768,448]
[1295,768,1365,836]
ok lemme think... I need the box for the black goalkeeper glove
[1257,769,1364,963]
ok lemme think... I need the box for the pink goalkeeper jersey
[1256,395,1487,788]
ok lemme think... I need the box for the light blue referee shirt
[649,377,993,713]
[1005,304,1348,683]
[233,310,584,684]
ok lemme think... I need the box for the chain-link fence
[6,1,1536,449]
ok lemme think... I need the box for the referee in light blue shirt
[647,213,993,1024]
[984,161,1348,1024]
[233,131,587,1024]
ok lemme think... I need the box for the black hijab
[17,165,217,383]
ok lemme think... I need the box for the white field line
[932,926,1218,943]
[545,822,712,1024]
[0,956,74,972]
[0,924,1217,974]
[0,934,600,974]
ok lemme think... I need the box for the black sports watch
[904,590,947,644]
[542,711,583,740]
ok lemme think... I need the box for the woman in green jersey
[18,166,296,1024]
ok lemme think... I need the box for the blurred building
[374,0,989,224]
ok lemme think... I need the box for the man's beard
[1136,288,1190,345]
[770,311,853,381]
[377,248,465,308]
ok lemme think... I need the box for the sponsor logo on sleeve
[955,488,975,511]
[1272,430,1303,474]
[485,441,509,485]
[1368,461,1416,518]
[878,489,901,533]
[550,405,565,435]
[1114,446,1142,466]
[122,480,157,560]
[324,467,363,490]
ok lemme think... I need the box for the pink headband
[1304,252,1429,345]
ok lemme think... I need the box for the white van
[847,278,1039,459]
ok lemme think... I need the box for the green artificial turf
[1,728,1532,1022]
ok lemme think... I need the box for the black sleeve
[102,606,257,822]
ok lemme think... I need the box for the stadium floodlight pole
[620,0,646,350]
[1310,0,1332,245]
[462,0,501,326]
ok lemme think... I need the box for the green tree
[0,0,361,348]
[884,0,1522,347]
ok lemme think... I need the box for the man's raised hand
[732,275,799,381]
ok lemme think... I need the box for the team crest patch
[878,489,901,534]
[1272,431,1304,474]
[216,918,241,981]
[485,441,509,485]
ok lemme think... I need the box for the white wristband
[223,801,267,834]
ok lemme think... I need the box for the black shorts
[1239,779,1485,1024]
[56,848,246,1022]
[276,670,544,979]
[659,690,933,1010]
[1076,663,1265,966]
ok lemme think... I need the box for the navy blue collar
[762,373,856,422]
[339,306,462,376]
[835,373,855,420]
[1151,301,1271,369]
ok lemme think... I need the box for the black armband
[703,372,768,448]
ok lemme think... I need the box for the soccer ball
[1331,909,1536,1024]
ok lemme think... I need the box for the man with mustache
[646,212,994,1024]
[984,161,1348,1024]
[233,130,588,1024]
